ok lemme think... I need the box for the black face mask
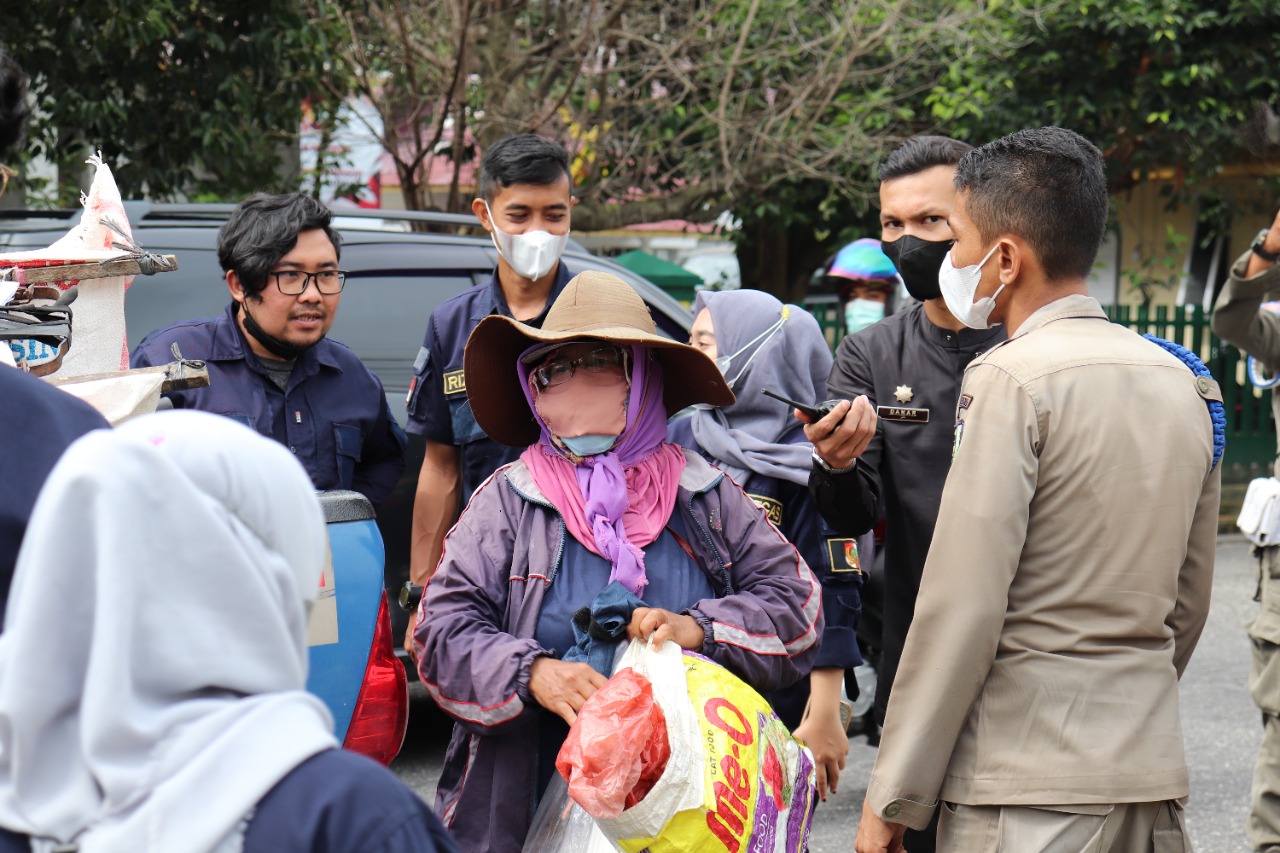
[236,301,311,361]
[880,235,953,302]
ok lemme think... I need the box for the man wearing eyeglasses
[130,193,406,505]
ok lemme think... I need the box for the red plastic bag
[556,667,671,818]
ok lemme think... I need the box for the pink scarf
[518,345,685,597]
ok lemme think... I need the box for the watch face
[1255,232,1280,262]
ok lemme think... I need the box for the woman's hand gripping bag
[558,639,818,853]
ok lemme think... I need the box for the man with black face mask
[800,135,1003,853]
[131,193,407,506]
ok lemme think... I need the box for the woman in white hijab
[0,410,456,853]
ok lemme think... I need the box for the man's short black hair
[478,134,572,202]
[217,193,341,298]
[954,126,1107,281]
[879,135,973,184]
[0,46,30,160]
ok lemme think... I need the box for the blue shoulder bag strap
[1142,334,1226,470]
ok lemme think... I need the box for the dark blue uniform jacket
[131,304,406,505]
[0,368,108,630]
[0,749,459,853]
[405,265,571,502]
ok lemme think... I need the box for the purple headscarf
[518,344,687,596]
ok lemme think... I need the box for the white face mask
[484,201,569,281]
[939,243,1004,330]
[714,307,789,390]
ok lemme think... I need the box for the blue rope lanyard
[1248,355,1280,389]
[1142,334,1225,470]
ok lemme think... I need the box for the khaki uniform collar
[982,293,1107,359]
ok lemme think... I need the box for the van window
[328,272,476,399]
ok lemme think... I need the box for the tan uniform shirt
[866,294,1221,829]
[1211,251,1280,477]
[1211,251,1280,696]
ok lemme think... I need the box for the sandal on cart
[0,303,73,375]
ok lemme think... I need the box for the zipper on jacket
[503,475,567,584]
[683,482,734,595]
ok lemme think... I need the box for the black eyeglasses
[269,269,348,295]
[532,346,627,390]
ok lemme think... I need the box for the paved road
[393,535,1262,852]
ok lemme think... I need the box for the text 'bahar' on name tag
[876,405,929,424]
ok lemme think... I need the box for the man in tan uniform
[1210,206,1280,853]
[854,126,1221,853]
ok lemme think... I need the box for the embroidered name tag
[876,405,929,424]
[747,494,784,526]
[443,369,466,395]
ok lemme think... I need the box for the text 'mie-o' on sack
[525,639,817,853]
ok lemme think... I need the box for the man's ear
[227,270,247,304]
[472,197,492,231]
[997,236,1025,286]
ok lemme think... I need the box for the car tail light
[343,591,408,765]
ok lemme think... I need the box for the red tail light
[343,591,408,765]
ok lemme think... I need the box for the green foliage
[928,0,1280,200]
[715,0,977,294]
[592,0,969,206]
[1122,221,1189,307]
[9,0,349,204]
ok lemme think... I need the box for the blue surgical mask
[844,298,885,334]
[560,433,619,456]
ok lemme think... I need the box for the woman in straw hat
[672,288,867,805]
[413,271,823,853]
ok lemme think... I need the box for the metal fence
[799,299,1276,482]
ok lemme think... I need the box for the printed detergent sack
[550,639,818,853]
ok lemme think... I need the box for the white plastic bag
[522,773,619,853]
[560,639,818,853]
[1239,477,1280,546]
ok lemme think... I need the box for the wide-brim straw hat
[465,270,735,447]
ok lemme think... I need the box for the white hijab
[0,410,338,853]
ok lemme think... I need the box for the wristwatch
[399,581,424,612]
[812,449,856,475]
[1252,229,1280,264]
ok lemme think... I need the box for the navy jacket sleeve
[781,476,863,671]
[129,333,165,370]
[244,749,459,853]
[406,313,454,443]
[810,331,882,536]
[0,369,109,628]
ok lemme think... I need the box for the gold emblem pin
[894,385,913,403]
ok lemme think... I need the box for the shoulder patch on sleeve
[827,538,863,574]
[952,419,965,459]
[443,369,466,396]
[746,493,783,526]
